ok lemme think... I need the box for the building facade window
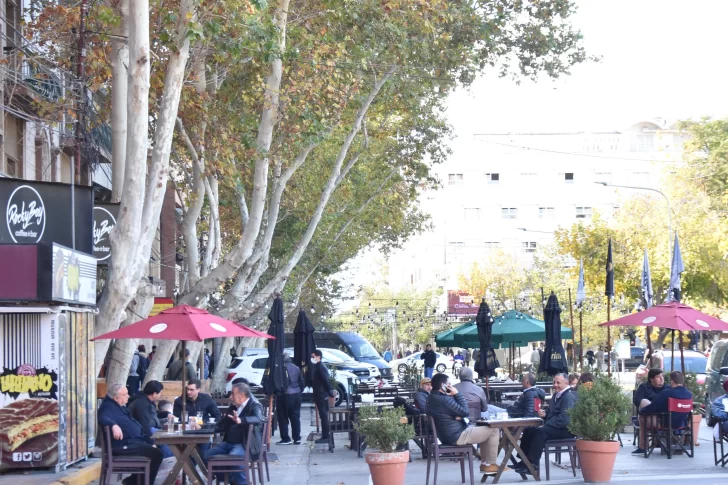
[464,208,481,220]
[448,173,464,185]
[564,172,574,183]
[487,173,499,183]
[521,242,537,253]
[484,241,500,249]
[575,206,593,218]
[501,207,518,219]
[538,207,555,218]
[636,135,654,152]
[448,241,465,254]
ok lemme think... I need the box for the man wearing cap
[414,378,432,412]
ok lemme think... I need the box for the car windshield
[664,355,707,374]
[324,349,356,362]
[321,350,346,363]
[349,342,381,359]
[408,352,422,359]
[229,357,243,369]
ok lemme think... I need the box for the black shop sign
[93,204,119,263]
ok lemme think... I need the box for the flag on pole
[605,238,614,297]
[576,258,586,308]
[642,249,654,309]
[666,233,685,302]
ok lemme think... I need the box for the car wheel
[335,385,346,407]
[436,364,446,373]
[398,364,408,374]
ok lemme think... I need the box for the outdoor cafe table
[153,430,213,485]
[475,417,543,483]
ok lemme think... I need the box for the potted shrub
[568,375,631,483]
[328,368,339,407]
[356,405,415,485]
[684,372,707,445]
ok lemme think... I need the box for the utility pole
[75,0,87,184]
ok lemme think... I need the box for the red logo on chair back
[667,398,693,413]
[534,398,542,414]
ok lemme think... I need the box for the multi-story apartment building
[386,120,688,310]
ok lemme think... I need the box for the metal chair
[544,439,578,480]
[425,416,475,485]
[329,408,365,457]
[207,425,254,485]
[411,413,431,460]
[99,426,151,485]
[714,424,728,467]
[643,397,694,459]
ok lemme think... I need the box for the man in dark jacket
[421,344,437,378]
[98,384,163,485]
[454,367,488,421]
[632,368,669,453]
[173,379,221,458]
[507,373,546,418]
[414,378,432,412]
[427,373,501,474]
[277,353,305,445]
[207,383,264,485]
[711,380,728,435]
[514,373,577,475]
[639,371,693,431]
[311,349,335,444]
[128,380,173,458]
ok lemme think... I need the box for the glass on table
[196,412,203,426]
[166,419,175,434]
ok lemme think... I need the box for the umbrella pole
[671,330,675,371]
[268,395,273,451]
[579,309,583,372]
[568,289,576,371]
[679,331,685,376]
[607,297,612,378]
[182,340,187,429]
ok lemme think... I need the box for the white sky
[336,0,728,307]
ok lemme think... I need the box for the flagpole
[607,297,611,378]
[568,288,576,371]
[579,309,583,371]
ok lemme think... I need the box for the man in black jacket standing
[98,384,164,485]
[421,344,437,378]
[514,373,577,475]
[207,383,264,485]
[311,349,335,444]
[277,353,305,445]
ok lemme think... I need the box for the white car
[390,351,451,375]
[225,352,360,407]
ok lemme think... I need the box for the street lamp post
[594,182,672,262]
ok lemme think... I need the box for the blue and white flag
[642,249,654,309]
[666,233,685,302]
[576,258,586,308]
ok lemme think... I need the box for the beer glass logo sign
[6,185,46,243]
[93,207,116,261]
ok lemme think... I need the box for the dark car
[705,339,728,418]
[624,346,645,370]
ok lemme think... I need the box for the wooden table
[475,417,543,484]
[153,430,213,485]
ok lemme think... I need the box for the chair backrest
[667,398,693,414]
[428,416,440,450]
[534,398,542,415]
[100,426,112,463]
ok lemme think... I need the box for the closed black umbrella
[293,309,316,387]
[540,292,569,376]
[262,297,288,395]
[475,300,499,395]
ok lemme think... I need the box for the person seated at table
[98,384,164,485]
[157,399,173,421]
[507,373,546,418]
[513,373,577,476]
[173,379,221,458]
[414,377,432,413]
[638,371,692,452]
[710,380,728,436]
[454,367,488,421]
[631,368,669,454]
[568,373,579,388]
[578,372,594,389]
[207,383,264,485]
[128,380,173,458]
[427,373,503,474]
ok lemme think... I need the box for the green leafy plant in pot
[356,406,415,485]
[568,376,631,483]
[684,372,707,445]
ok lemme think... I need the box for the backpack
[138,356,149,382]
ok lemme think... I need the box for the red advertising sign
[447,290,479,316]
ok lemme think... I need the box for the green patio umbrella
[435,321,472,347]
[454,310,573,348]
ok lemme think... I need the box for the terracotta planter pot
[365,451,410,485]
[575,439,620,483]
[692,414,702,446]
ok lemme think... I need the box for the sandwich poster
[0,313,59,469]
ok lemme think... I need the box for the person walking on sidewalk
[421,344,437,378]
[277,353,304,445]
[311,350,335,444]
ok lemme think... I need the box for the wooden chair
[544,439,578,480]
[425,416,474,485]
[329,409,365,457]
[207,425,254,485]
[643,397,694,459]
[99,426,151,485]
[714,424,728,467]
[251,422,270,483]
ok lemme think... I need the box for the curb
[49,461,101,485]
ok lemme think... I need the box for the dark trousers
[277,393,302,441]
[126,375,140,395]
[114,443,163,484]
[519,425,573,468]
[314,394,331,439]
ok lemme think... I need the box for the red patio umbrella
[599,301,728,373]
[93,304,274,423]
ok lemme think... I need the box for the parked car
[224,353,360,406]
[623,346,645,370]
[390,351,450,375]
[705,339,728,418]
[636,350,707,384]
[284,331,394,381]
[284,346,380,383]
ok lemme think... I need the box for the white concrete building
[386,120,688,306]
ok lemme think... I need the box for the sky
[336,0,728,306]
